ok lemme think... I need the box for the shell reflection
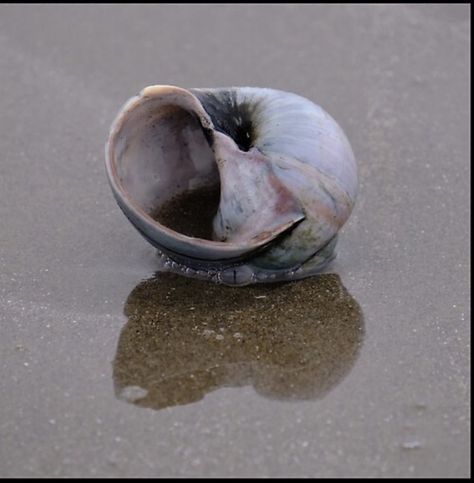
[113,273,364,410]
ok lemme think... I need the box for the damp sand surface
[151,184,220,240]
[114,273,363,410]
[0,4,470,478]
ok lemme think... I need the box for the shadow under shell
[113,272,365,410]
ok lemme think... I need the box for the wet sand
[114,273,364,410]
[151,184,220,240]
[0,4,470,478]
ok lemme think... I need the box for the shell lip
[105,85,304,262]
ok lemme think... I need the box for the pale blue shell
[105,85,357,285]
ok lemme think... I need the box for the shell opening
[109,94,222,241]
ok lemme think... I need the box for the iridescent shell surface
[105,85,357,285]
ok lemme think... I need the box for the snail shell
[105,85,357,286]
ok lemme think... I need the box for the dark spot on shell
[190,89,259,152]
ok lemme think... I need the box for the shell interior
[112,98,220,239]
